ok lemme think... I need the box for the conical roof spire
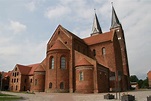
[110,4,121,29]
[91,11,102,35]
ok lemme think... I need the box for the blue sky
[0,0,151,79]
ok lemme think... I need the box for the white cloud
[26,0,45,12]
[26,1,36,12]
[45,5,70,20]
[9,20,27,33]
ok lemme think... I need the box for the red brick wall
[46,26,73,92]
[45,50,69,93]
[9,66,22,92]
[97,65,109,93]
[33,72,45,92]
[75,66,94,93]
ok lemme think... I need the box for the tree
[142,78,149,88]
[138,79,143,88]
[130,75,138,82]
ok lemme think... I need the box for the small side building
[9,64,39,92]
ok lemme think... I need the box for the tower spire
[110,3,121,29]
[91,9,102,36]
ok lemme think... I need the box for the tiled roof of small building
[35,65,45,72]
[17,64,32,75]
[50,40,68,50]
[76,58,93,67]
[3,71,12,77]
[28,63,40,75]
[83,31,114,45]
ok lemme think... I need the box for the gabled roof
[50,40,68,50]
[76,58,92,67]
[28,63,40,75]
[17,64,32,75]
[92,13,102,34]
[2,71,12,78]
[35,65,45,72]
[40,58,47,70]
[48,25,85,46]
[34,58,46,72]
[83,31,114,45]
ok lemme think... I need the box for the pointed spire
[91,9,102,35]
[110,3,121,29]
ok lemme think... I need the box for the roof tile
[76,58,92,67]
[83,31,114,45]
[50,40,68,50]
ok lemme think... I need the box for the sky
[0,0,151,79]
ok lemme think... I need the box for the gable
[50,40,68,50]
[47,25,73,51]
[17,64,31,75]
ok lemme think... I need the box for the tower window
[79,72,84,81]
[50,57,54,69]
[93,49,96,56]
[102,47,106,55]
[49,82,52,88]
[60,82,64,89]
[61,56,66,69]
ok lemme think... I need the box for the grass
[0,93,23,101]
[0,93,14,96]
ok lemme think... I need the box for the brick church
[9,6,130,93]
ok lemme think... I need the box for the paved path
[1,90,151,101]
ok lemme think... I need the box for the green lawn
[0,93,23,101]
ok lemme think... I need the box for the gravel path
[1,90,151,101]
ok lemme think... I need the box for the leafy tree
[138,79,143,88]
[141,78,149,88]
[130,75,139,82]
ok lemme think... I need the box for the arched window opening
[102,47,106,55]
[50,57,54,69]
[35,79,38,86]
[60,82,64,89]
[93,49,96,56]
[16,85,18,90]
[61,56,66,69]
[79,72,84,81]
[30,79,32,83]
[49,82,52,88]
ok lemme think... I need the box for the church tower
[91,12,102,36]
[110,5,130,90]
